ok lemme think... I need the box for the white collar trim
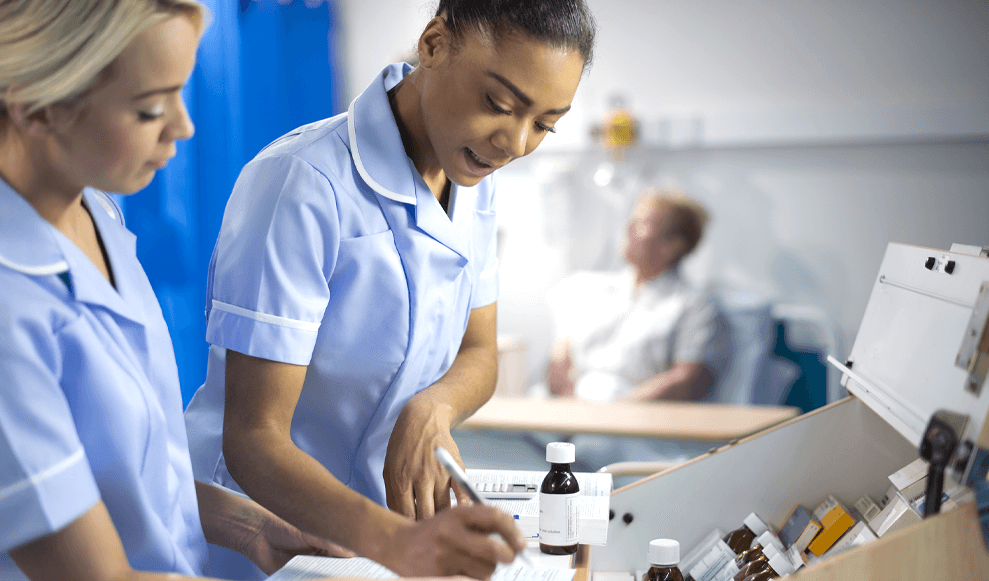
[347,97,417,205]
[0,254,68,276]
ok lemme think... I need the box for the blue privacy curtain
[122,0,342,406]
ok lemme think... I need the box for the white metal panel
[843,243,989,448]
[591,398,916,573]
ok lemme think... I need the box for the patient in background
[546,189,730,404]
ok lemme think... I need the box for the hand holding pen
[434,446,536,567]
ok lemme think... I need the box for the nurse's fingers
[456,505,527,555]
[415,481,436,520]
[387,480,416,520]
[429,508,515,578]
[438,506,526,568]
[433,474,454,513]
[447,547,501,581]
[449,477,472,508]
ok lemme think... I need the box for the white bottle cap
[762,543,780,559]
[756,531,783,552]
[743,513,769,538]
[546,442,576,463]
[648,539,679,566]
[768,552,795,576]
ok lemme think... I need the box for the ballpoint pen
[434,445,536,567]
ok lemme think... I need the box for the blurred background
[122,0,989,410]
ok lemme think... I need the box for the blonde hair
[0,0,207,122]
[638,188,710,258]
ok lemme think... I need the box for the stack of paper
[267,556,577,581]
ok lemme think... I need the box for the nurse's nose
[166,97,195,142]
[493,120,529,160]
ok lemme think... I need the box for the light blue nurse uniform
[183,62,499,509]
[0,180,208,579]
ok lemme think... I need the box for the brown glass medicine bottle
[723,513,770,554]
[734,531,778,568]
[732,543,779,581]
[538,442,579,555]
[741,552,795,581]
[643,539,683,581]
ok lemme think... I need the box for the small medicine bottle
[732,543,779,581]
[643,539,683,581]
[734,531,778,567]
[741,551,795,581]
[538,442,580,555]
[723,513,770,554]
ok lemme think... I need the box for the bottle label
[539,492,579,545]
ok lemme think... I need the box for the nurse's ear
[5,102,81,139]
[416,15,455,70]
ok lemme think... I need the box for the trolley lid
[830,242,989,469]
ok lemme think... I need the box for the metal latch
[956,282,989,395]
[919,411,969,517]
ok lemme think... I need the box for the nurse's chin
[448,174,486,188]
[447,164,494,188]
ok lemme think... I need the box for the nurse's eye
[536,122,557,134]
[138,105,165,122]
[485,95,511,115]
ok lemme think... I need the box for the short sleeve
[673,292,731,379]
[0,297,100,552]
[206,155,339,366]
[469,175,499,309]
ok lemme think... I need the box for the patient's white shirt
[551,268,729,402]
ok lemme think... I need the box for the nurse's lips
[464,148,499,177]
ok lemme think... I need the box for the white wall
[494,142,989,382]
[336,0,989,143]
[336,0,989,388]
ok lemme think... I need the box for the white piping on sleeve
[0,448,86,504]
[210,300,321,332]
[347,98,416,205]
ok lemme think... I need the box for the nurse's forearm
[225,424,521,577]
[220,351,414,567]
[195,479,258,552]
[223,421,411,562]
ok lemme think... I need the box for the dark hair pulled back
[435,0,596,68]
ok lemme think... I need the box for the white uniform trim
[0,448,86,504]
[210,299,321,332]
[347,98,417,205]
[0,254,69,276]
[91,193,118,222]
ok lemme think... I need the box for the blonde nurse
[0,1,351,578]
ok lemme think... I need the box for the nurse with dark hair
[183,0,597,578]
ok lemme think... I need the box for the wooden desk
[458,396,800,442]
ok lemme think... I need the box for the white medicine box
[588,243,989,580]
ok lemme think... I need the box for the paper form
[266,556,398,580]
[266,556,577,581]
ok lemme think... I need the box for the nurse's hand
[385,504,525,579]
[196,479,356,574]
[385,392,471,519]
[244,505,357,574]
